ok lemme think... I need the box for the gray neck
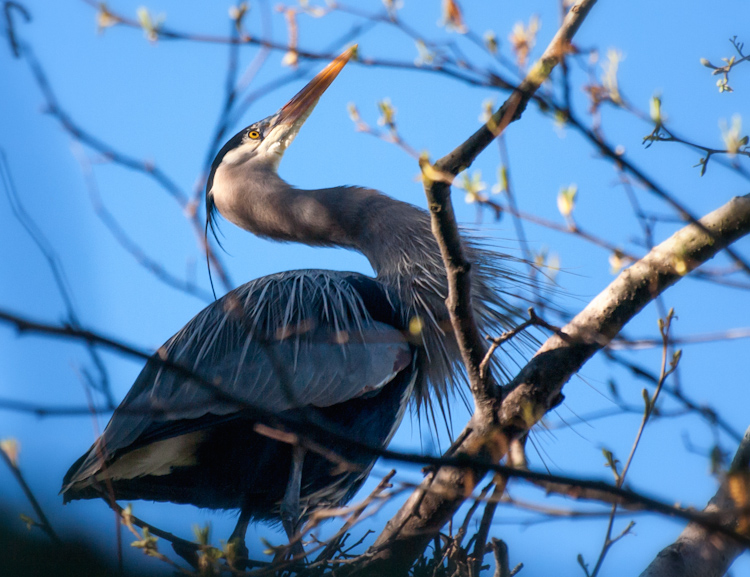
[215,169,440,278]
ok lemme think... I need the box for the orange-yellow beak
[275,45,356,128]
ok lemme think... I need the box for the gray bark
[640,427,750,577]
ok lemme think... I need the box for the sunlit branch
[422,0,600,414]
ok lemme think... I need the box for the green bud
[650,95,662,125]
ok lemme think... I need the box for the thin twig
[472,480,505,575]
[0,148,114,405]
[0,442,61,545]
[589,310,679,576]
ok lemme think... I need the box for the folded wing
[63,271,412,494]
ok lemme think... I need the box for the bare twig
[3,0,30,57]
[72,145,214,303]
[0,147,114,406]
[589,311,680,576]
[0,440,61,544]
[604,349,744,442]
[9,29,234,291]
[472,480,506,575]
[480,307,571,382]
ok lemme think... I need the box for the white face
[207,44,352,219]
[207,106,318,234]
[205,72,331,240]
[218,125,271,168]
[218,104,315,173]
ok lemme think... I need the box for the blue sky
[2,1,750,575]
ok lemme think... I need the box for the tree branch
[639,426,750,577]
[347,194,750,575]
[420,0,599,417]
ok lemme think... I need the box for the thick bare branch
[500,195,750,426]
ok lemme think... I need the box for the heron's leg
[280,445,306,557]
[228,508,251,566]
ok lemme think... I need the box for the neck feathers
[210,169,436,278]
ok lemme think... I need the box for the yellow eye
[248,130,261,140]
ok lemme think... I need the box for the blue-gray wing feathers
[65,271,411,487]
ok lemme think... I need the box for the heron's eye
[248,130,261,140]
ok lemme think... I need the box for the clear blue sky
[2,1,750,575]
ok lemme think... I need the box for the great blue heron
[62,47,519,557]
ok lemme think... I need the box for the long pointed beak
[274,45,356,129]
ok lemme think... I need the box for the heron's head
[206,46,356,239]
